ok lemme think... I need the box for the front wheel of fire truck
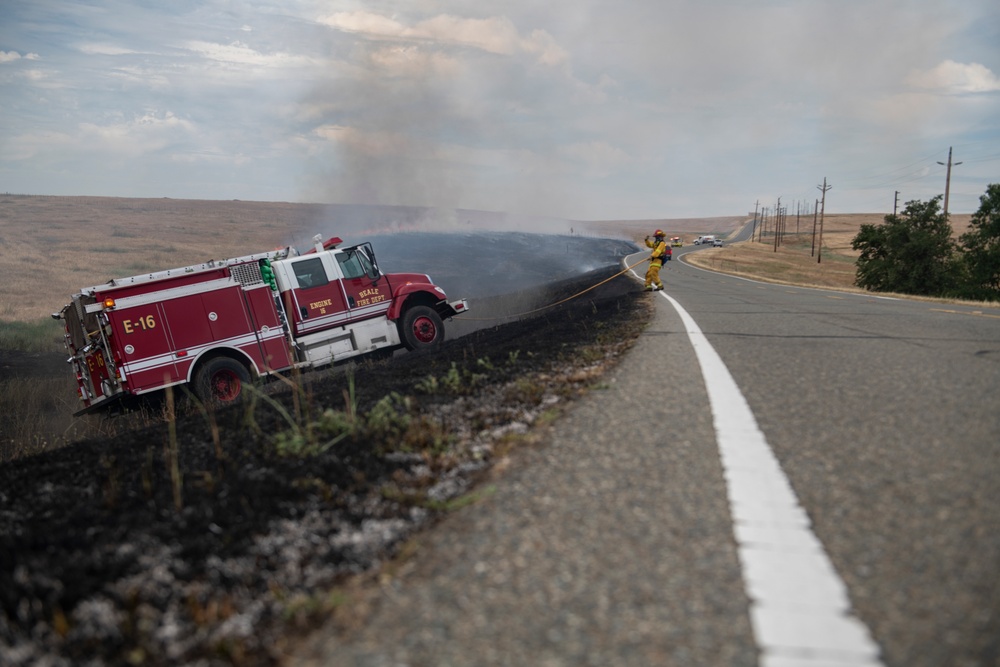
[193,357,252,408]
[400,305,444,351]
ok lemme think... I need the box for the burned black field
[0,232,650,666]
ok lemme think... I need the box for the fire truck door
[285,254,350,336]
[336,245,390,319]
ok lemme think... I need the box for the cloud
[77,43,138,56]
[73,112,197,158]
[183,40,316,68]
[317,11,568,67]
[368,45,461,79]
[905,60,1000,94]
[317,11,408,38]
[110,65,172,89]
[0,51,40,63]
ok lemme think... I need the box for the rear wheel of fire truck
[400,305,444,351]
[193,357,252,408]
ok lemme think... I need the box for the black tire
[400,305,444,351]
[193,357,252,408]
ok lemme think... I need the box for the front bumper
[436,298,470,319]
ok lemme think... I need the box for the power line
[836,146,999,193]
[837,151,944,189]
[956,151,1000,166]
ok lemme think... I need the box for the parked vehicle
[54,235,470,414]
[713,238,724,247]
[670,236,683,247]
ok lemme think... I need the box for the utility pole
[774,197,781,252]
[811,199,819,256]
[893,190,900,216]
[778,205,784,246]
[816,178,831,264]
[778,205,788,245]
[752,200,760,242]
[936,146,962,219]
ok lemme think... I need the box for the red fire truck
[54,235,469,414]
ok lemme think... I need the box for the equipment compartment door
[112,303,180,391]
[83,347,111,399]
[242,285,294,371]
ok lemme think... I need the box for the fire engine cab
[54,235,470,414]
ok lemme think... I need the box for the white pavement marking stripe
[658,290,885,667]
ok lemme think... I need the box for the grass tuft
[0,318,64,353]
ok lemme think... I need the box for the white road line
[657,289,884,666]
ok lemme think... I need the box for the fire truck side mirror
[358,245,381,282]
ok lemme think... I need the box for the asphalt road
[292,233,1000,667]
[654,241,1000,666]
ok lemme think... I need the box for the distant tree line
[851,183,1000,302]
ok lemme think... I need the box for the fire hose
[453,256,651,321]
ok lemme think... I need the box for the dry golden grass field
[0,194,329,323]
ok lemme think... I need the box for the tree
[851,196,959,296]
[957,183,1000,301]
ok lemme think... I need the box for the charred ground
[0,251,651,665]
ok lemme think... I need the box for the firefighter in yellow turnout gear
[644,229,669,291]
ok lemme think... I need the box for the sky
[1,0,999,221]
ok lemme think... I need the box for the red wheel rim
[411,316,438,344]
[210,368,242,402]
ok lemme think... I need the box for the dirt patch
[0,268,652,666]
